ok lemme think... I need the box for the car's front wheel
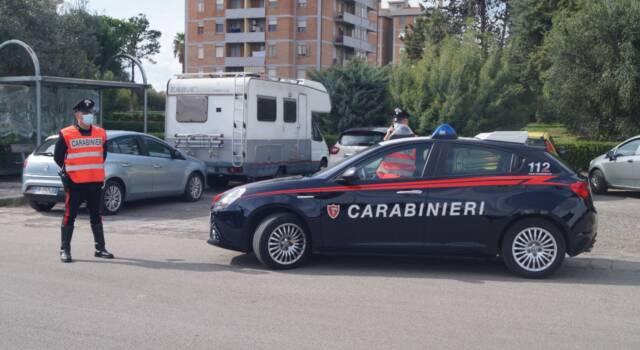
[589,169,608,194]
[102,180,124,215]
[252,213,310,270]
[502,218,566,278]
[29,201,55,212]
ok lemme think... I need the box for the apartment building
[185,0,380,79]
[378,0,422,65]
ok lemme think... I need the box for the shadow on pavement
[227,253,640,286]
[76,256,268,275]
[594,191,640,202]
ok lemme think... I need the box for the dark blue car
[208,127,597,278]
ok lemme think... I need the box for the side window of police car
[442,144,511,177]
[355,143,431,181]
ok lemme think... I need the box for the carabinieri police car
[208,125,597,278]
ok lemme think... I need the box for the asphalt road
[1,188,639,349]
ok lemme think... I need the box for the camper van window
[283,98,297,123]
[176,95,208,123]
[257,96,277,122]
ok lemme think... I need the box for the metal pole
[35,78,42,146]
[99,90,103,126]
[143,88,148,134]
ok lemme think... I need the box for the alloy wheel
[512,227,558,272]
[104,183,122,212]
[267,223,306,265]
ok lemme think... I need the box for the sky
[84,0,184,92]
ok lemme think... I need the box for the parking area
[1,187,639,349]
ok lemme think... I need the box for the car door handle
[396,190,423,195]
[297,195,315,199]
[153,164,162,168]
[120,162,130,167]
[628,159,634,163]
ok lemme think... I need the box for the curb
[0,196,27,207]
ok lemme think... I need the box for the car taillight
[545,140,557,154]
[212,193,223,204]
[570,181,590,199]
[228,166,243,174]
[330,145,339,155]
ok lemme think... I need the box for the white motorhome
[165,73,330,184]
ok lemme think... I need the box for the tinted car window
[312,123,323,142]
[146,139,173,159]
[106,140,120,153]
[340,132,384,146]
[355,143,431,181]
[114,137,141,156]
[443,144,511,176]
[616,139,640,157]
[34,138,57,155]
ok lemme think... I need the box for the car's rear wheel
[183,173,204,202]
[102,180,124,215]
[252,213,310,270]
[589,169,608,194]
[29,201,55,212]
[502,218,566,278]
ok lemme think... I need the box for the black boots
[60,225,73,263]
[91,224,114,259]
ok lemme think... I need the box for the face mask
[81,114,94,125]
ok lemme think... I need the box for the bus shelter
[0,40,150,175]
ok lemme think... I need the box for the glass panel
[443,145,511,176]
[146,139,172,159]
[257,96,277,122]
[356,144,431,180]
[283,98,296,123]
[176,95,208,123]
[115,137,141,156]
[339,132,383,146]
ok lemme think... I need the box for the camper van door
[298,94,307,160]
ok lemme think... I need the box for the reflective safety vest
[61,125,106,184]
[376,149,417,179]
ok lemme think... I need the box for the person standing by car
[53,98,114,263]
[377,108,417,178]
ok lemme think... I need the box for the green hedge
[324,134,339,148]
[106,111,165,122]
[556,141,618,172]
[103,120,164,133]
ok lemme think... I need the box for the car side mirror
[338,167,359,182]
[172,149,183,159]
[606,150,616,160]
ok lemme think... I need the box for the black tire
[252,213,311,270]
[589,169,608,194]
[502,218,566,278]
[183,173,204,202]
[102,180,124,215]
[207,175,228,188]
[319,157,328,170]
[29,201,55,212]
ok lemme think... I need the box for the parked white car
[328,127,387,166]
[588,135,640,193]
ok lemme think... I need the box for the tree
[402,9,453,61]
[173,33,185,73]
[308,60,391,134]
[542,0,640,139]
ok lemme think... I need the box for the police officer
[378,108,417,178]
[53,98,114,263]
[384,108,415,141]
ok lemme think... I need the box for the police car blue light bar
[431,124,457,139]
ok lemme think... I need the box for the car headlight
[213,187,246,211]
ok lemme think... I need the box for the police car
[208,125,597,278]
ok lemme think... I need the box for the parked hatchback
[329,127,387,166]
[589,135,640,193]
[22,130,207,214]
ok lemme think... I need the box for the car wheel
[589,169,608,194]
[29,201,55,212]
[252,213,311,270]
[183,173,204,202]
[501,218,566,278]
[102,180,124,215]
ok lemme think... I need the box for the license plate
[30,186,59,195]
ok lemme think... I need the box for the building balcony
[225,31,265,43]
[225,55,265,67]
[335,34,376,53]
[344,0,376,10]
[226,7,266,19]
[335,12,377,32]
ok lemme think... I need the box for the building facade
[185,0,380,79]
[378,0,421,65]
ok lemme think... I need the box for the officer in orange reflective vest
[377,108,417,179]
[53,99,114,263]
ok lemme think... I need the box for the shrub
[103,120,164,133]
[106,111,165,122]
[556,141,619,172]
[324,134,338,148]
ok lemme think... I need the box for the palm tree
[173,32,185,73]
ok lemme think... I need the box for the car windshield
[34,138,57,156]
[339,132,384,146]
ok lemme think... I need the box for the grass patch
[522,123,577,143]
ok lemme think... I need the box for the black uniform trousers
[62,182,103,227]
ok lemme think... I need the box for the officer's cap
[73,98,95,113]
[392,108,410,120]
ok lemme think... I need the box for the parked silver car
[22,130,207,214]
[328,127,387,166]
[589,136,640,193]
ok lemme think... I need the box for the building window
[267,68,277,79]
[257,96,277,122]
[215,45,224,58]
[197,0,204,12]
[297,18,307,33]
[216,0,224,11]
[197,46,204,59]
[296,44,308,56]
[216,20,224,33]
[283,98,297,123]
[399,16,406,26]
[268,18,277,32]
[197,22,204,35]
[297,68,306,79]
[297,0,307,7]
[268,0,277,7]
[267,44,277,57]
